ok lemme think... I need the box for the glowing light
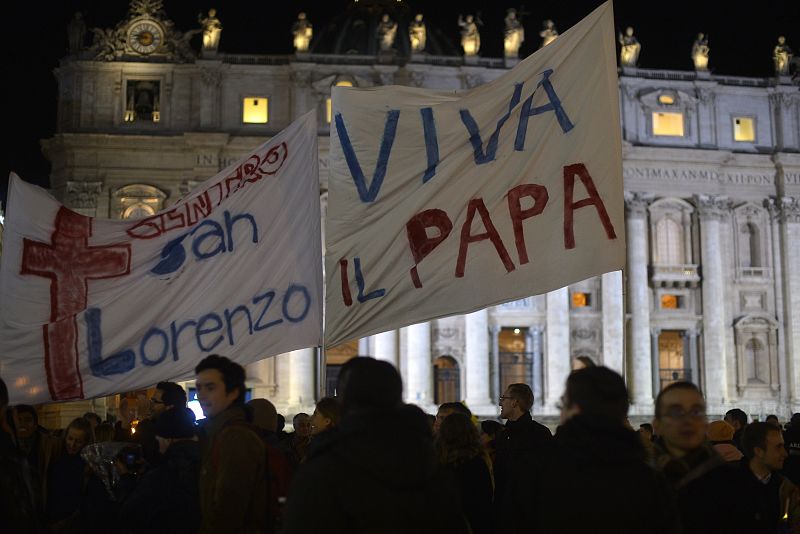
[513,328,520,334]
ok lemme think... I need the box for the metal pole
[316,345,326,400]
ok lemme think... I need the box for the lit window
[243,97,268,124]
[733,117,755,142]
[658,94,675,105]
[652,112,684,136]
[572,292,590,307]
[327,80,354,124]
[661,294,681,309]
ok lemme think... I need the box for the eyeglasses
[499,396,514,403]
[662,407,706,420]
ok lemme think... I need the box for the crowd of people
[2,354,800,533]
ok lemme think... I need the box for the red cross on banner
[21,207,131,400]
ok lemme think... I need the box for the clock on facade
[127,20,164,55]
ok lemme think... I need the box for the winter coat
[738,457,800,534]
[653,442,755,534]
[0,429,41,532]
[282,404,471,534]
[118,439,201,533]
[785,426,800,485]
[516,414,680,534]
[443,454,493,534]
[493,411,553,529]
[199,404,266,534]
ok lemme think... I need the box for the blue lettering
[169,319,197,361]
[196,313,224,351]
[253,290,281,331]
[460,83,523,164]
[335,110,400,203]
[224,210,258,252]
[150,234,188,275]
[192,220,226,260]
[85,308,136,376]
[140,327,169,366]
[283,284,311,323]
[514,69,575,151]
[224,305,254,345]
[354,257,386,303]
[421,107,439,183]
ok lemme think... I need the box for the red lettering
[405,209,453,288]
[456,198,515,278]
[507,184,549,265]
[563,163,617,249]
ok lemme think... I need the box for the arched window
[745,338,767,384]
[740,223,761,268]
[434,356,460,404]
[654,216,684,264]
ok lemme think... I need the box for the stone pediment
[637,88,698,109]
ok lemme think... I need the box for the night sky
[3,0,799,208]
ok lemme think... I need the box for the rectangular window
[243,97,268,124]
[326,97,332,124]
[661,294,683,309]
[652,112,684,137]
[572,292,591,308]
[125,80,161,123]
[733,117,755,142]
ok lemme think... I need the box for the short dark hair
[337,357,402,415]
[725,408,748,427]
[16,405,38,426]
[507,383,534,412]
[293,413,309,425]
[742,422,782,459]
[276,414,286,432]
[156,382,187,408]
[66,416,94,444]
[654,382,704,419]
[565,366,629,420]
[315,397,341,427]
[765,414,779,423]
[438,402,472,418]
[195,355,246,405]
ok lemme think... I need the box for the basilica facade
[10,1,800,425]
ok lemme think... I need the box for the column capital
[650,327,662,337]
[694,194,731,221]
[764,197,782,222]
[624,191,654,218]
[65,180,104,209]
[779,196,800,224]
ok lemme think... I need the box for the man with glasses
[136,381,189,466]
[494,383,552,531]
[652,382,754,533]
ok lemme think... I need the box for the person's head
[500,383,533,421]
[336,357,402,417]
[64,417,93,455]
[707,420,736,444]
[15,405,38,439]
[743,422,788,472]
[480,419,503,446]
[276,414,286,433]
[154,407,197,454]
[572,356,596,371]
[638,423,654,442]
[724,408,747,431]
[310,397,341,436]
[195,354,246,418]
[293,413,311,438]
[94,423,114,443]
[436,413,481,465]
[435,402,472,435]
[765,414,780,428]
[653,382,707,457]
[248,398,278,433]
[151,382,187,416]
[83,411,101,432]
[560,366,629,424]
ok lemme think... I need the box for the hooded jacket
[282,404,470,534]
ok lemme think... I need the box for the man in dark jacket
[134,381,187,467]
[283,357,470,534]
[784,413,800,485]
[724,408,748,452]
[653,382,754,534]
[494,382,552,530]
[516,366,680,534]
[118,407,200,533]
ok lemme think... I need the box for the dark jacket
[494,412,552,528]
[444,454,493,534]
[516,415,680,534]
[784,426,800,485]
[118,440,201,533]
[653,442,755,534]
[283,404,470,534]
[738,457,800,534]
[199,405,267,534]
[0,429,41,533]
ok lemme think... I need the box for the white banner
[0,112,323,404]
[325,2,624,346]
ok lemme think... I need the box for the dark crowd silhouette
[2,355,799,533]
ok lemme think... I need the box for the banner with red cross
[0,112,323,404]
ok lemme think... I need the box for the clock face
[128,20,163,55]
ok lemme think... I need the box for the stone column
[198,65,222,129]
[406,322,433,409]
[358,337,371,356]
[696,194,731,407]
[651,328,661,395]
[602,270,625,374]
[287,348,316,410]
[545,287,570,409]
[779,197,800,410]
[625,192,654,411]
[373,330,398,366]
[531,327,544,406]
[490,325,501,400]
[766,198,789,405]
[289,68,313,121]
[465,309,493,413]
[686,329,700,387]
